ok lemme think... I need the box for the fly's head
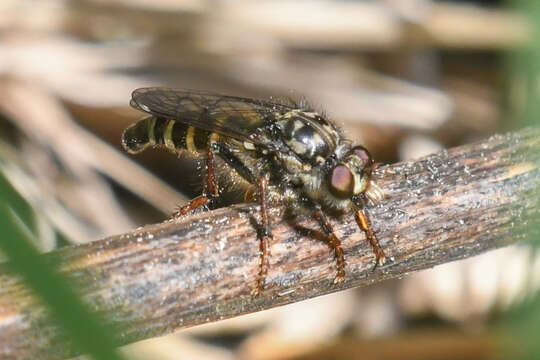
[327,145,373,203]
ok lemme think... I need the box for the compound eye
[329,165,354,198]
[351,146,372,166]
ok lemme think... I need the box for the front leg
[354,194,386,268]
[355,208,386,268]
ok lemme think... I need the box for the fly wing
[130,87,292,144]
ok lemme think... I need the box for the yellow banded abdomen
[121,116,213,155]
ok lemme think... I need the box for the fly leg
[354,195,386,268]
[209,142,271,295]
[254,175,272,294]
[172,150,218,218]
[314,207,346,283]
[173,195,209,217]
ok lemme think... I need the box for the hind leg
[253,175,272,294]
[208,144,272,295]
[172,150,218,218]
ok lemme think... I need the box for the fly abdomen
[121,116,212,155]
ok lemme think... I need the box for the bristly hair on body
[122,87,387,294]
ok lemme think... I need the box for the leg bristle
[315,209,347,283]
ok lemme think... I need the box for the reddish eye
[329,165,354,198]
[352,146,372,166]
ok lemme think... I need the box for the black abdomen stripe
[122,116,212,155]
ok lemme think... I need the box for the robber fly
[122,87,386,293]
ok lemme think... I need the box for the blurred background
[0,0,539,359]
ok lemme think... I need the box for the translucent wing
[130,87,293,144]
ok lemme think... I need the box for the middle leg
[314,207,346,283]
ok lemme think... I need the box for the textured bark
[0,128,539,360]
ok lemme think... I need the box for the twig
[0,128,539,360]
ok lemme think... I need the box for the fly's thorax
[271,134,360,212]
[275,150,310,178]
[276,110,339,165]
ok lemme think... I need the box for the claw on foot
[333,269,345,284]
[372,253,387,271]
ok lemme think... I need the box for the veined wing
[130,87,293,144]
